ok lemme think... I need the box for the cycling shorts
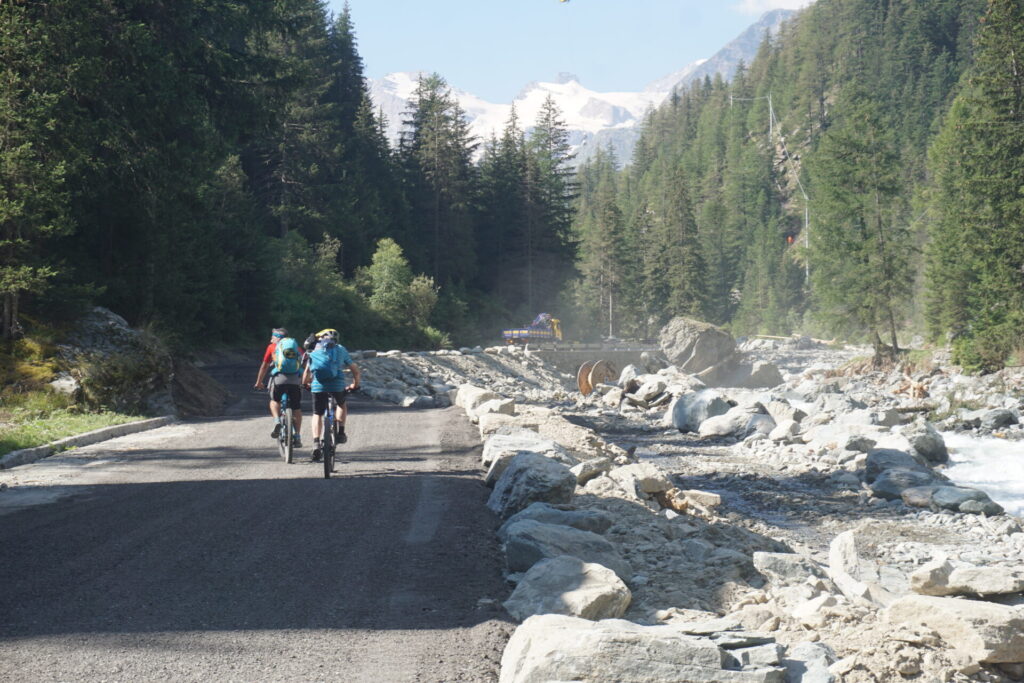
[312,391,348,414]
[270,383,303,411]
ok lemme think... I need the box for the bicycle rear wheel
[282,407,293,463]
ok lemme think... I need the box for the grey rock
[498,502,615,541]
[982,408,1019,430]
[783,642,837,683]
[729,643,783,669]
[570,457,613,485]
[502,555,631,621]
[765,400,807,424]
[487,453,576,519]
[699,405,760,438]
[753,552,826,585]
[843,434,877,453]
[499,614,785,683]
[900,485,940,508]
[886,595,1024,663]
[503,520,632,580]
[864,449,929,483]
[659,317,736,373]
[900,419,949,464]
[959,498,1004,515]
[932,485,990,510]
[870,468,937,500]
[671,389,732,433]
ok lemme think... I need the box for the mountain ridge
[367,9,795,165]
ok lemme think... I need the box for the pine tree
[524,96,577,314]
[575,149,628,338]
[808,92,913,355]
[399,73,478,286]
[926,0,1024,371]
[0,2,73,338]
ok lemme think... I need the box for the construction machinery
[502,313,563,346]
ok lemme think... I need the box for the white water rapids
[943,432,1024,518]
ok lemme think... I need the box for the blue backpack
[273,337,302,375]
[309,345,341,383]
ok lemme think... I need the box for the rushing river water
[943,432,1024,518]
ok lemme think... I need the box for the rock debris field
[349,325,1024,683]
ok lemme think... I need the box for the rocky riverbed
[351,325,1024,683]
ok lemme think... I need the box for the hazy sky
[326,0,813,101]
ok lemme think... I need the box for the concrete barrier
[0,416,177,470]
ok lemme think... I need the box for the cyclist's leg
[283,385,302,446]
[311,391,327,442]
[284,385,303,434]
[336,394,346,425]
[268,382,280,419]
[269,383,285,437]
[334,392,348,442]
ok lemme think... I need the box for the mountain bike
[277,391,294,464]
[319,389,351,479]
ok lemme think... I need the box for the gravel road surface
[0,363,514,682]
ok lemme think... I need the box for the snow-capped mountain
[368,9,794,165]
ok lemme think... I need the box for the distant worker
[254,327,304,448]
[302,328,361,461]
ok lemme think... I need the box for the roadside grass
[0,405,142,457]
[1,330,143,457]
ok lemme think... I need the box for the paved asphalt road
[0,363,514,682]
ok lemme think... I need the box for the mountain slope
[368,10,794,164]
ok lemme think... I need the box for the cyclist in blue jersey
[302,328,360,461]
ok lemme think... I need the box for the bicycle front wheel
[282,407,293,464]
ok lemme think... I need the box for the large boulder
[898,419,949,465]
[535,414,621,461]
[499,614,785,683]
[828,530,895,606]
[502,520,633,581]
[699,405,771,438]
[487,454,576,519]
[864,449,930,483]
[669,389,732,433]
[870,468,938,501]
[659,317,736,374]
[455,384,500,412]
[885,595,1024,663]
[911,557,1024,597]
[502,556,631,621]
[482,432,575,486]
[782,642,837,683]
[931,486,1004,515]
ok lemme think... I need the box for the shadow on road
[0,472,511,638]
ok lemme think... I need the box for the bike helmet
[316,328,338,342]
[272,327,288,339]
[303,333,318,352]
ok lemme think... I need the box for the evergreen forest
[2,0,1023,372]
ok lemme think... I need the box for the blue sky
[326,0,812,102]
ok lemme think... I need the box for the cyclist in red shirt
[253,327,305,447]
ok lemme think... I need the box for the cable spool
[588,359,618,390]
[576,361,596,396]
